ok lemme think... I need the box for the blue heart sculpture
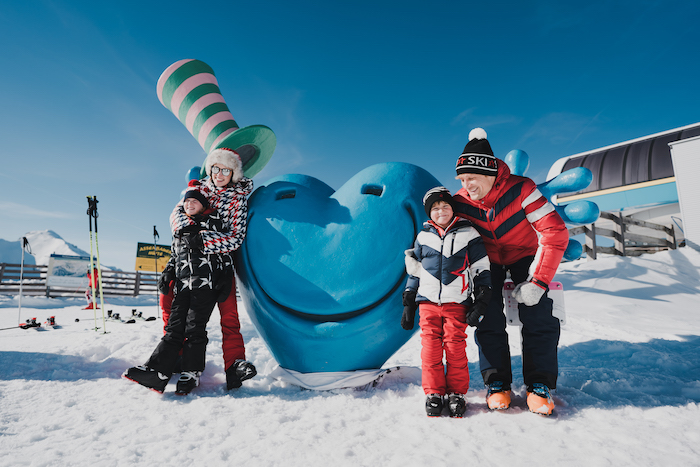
[234,162,441,373]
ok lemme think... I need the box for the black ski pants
[474,255,560,390]
[146,283,218,375]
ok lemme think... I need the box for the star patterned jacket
[168,207,230,291]
[404,217,491,306]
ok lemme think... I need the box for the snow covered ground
[1,248,700,466]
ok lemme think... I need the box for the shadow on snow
[2,336,699,415]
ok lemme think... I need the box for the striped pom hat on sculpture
[456,128,498,176]
[156,59,276,179]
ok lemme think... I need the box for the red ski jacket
[452,160,568,287]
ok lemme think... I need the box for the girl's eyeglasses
[211,166,232,176]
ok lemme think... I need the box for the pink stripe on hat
[156,59,193,106]
[185,93,227,132]
[171,73,219,120]
[197,111,235,146]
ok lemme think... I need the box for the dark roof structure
[559,123,700,194]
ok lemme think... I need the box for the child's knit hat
[423,186,454,217]
[183,180,210,209]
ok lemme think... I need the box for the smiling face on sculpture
[234,162,441,373]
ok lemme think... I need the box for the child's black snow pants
[146,283,218,376]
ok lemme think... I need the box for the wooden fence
[2,213,677,294]
[568,211,677,260]
[0,263,159,297]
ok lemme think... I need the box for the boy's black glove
[401,290,418,330]
[158,265,175,295]
[180,231,204,251]
[466,285,492,327]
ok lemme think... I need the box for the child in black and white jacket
[124,182,229,395]
[402,186,492,417]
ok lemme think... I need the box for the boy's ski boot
[486,381,511,410]
[226,360,257,390]
[447,394,467,418]
[425,394,444,417]
[527,383,554,416]
[175,371,201,396]
[122,365,169,393]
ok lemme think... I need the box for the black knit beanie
[455,128,498,176]
[183,188,209,209]
[423,186,454,217]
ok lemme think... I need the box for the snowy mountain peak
[0,230,89,265]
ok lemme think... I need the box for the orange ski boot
[485,381,511,410]
[527,383,555,416]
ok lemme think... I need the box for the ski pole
[90,196,108,333]
[18,236,31,325]
[87,197,100,331]
[153,225,160,318]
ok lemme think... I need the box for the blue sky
[1,0,698,271]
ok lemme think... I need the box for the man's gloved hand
[401,290,418,330]
[512,280,546,306]
[158,266,175,295]
[466,285,491,327]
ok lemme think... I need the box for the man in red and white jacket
[451,128,569,416]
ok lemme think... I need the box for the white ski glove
[404,249,421,277]
[512,281,546,306]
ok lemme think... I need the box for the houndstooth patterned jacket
[170,177,253,255]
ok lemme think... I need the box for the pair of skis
[1,317,58,332]
[87,196,107,333]
[107,309,157,324]
[18,316,59,330]
[107,310,136,324]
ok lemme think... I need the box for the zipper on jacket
[436,229,457,306]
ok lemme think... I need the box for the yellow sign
[135,243,171,272]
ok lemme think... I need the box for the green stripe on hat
[191,103,233,140]
[160,60,216,112]
[203,121,239,152]
[176,83,223,123]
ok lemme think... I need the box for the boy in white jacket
[403,186,492,417]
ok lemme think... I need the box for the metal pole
[87,197,99,330]
[91,196,107,333]
[18,237,28,325]
[153,226,160,318]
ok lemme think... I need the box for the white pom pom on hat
[205,147,244,184]
[468,127,488,141]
